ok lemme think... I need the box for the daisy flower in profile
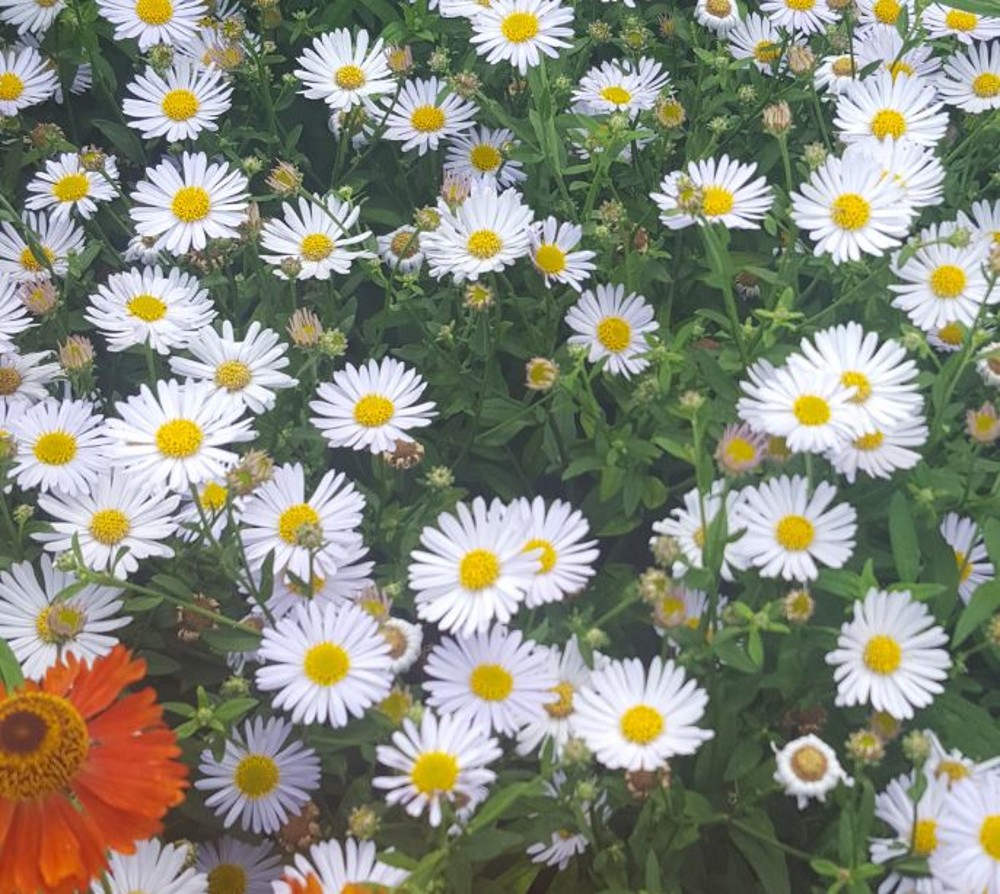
[940,512,994,604]
[470,0,574,75]
[573,655,713,770]
[844,139,945,210]
[10,398,109,495]
[565,283,657,379]
[572,57,671,115]
[168,320,297,414]
[528,217,595,292]
[378,226,424,273]
[85,265,216,355]
[651,481,743,581]
[890,240,992,330]
[827,418,928,483]
[826,588,950,720]
[0,276,34,350]
[695,0,742,35]
[95,0,204,49]
[295,28,394,110]
[380,616,423,675]
[381,76,477,155]
[925,730,1000,787]
[421,180,533,283]
[938,41,1000,114]
[0,554,128,680]
[760,0,838,34]
[123,60,233,141]
[195,716,320,835]
[130,151,249,255]
[444,125,526,187]
[34,470,180,576]
[374,709,502,826]
[0,349,60,407]
[310,356,436,454]
[727,13,784,73]
[922,3,1000,44]
[715,422,768,475]
[275,838,410,894]
[25,152,116,221]
[651,155,773,230]
[772,735,852,809]
[197,838,283,894]
[96,838,206,894]
[790,153,913,264]
[834,72,948,148]
[105,379,255,492]
[0,0,66,34]
[0,46,57,115]
[409,496,541,636]
[423,626,557,736]
[0,211,84,281]
[732,476,857,582]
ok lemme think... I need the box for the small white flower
[93,839,206,894]
[528,217,596,292]
[469,0,574,75]
[295,27,395,110]
[940,512,994,604]
[773,734,852,809]
[380,76,478,156]
[273,838,410,893]
[96,0,204,49]
[123,60,233,141]
[25,152,117,221]
[565,283,658,379]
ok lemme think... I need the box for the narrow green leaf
[888,492,919,582]
[0,638,24,691]
[952,579,1000,647]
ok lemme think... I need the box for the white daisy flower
[938,41,1000,113]
[0,555,128,681]
[0,275,34,350]
[527,217,595,292]
[381,76,478,156]
[197,838,283,894]
[695,0,742,35]
[373,709,503,827]
[940,511,994,604]
[274,839,410,894]
[925,729,1000,786]
[123,60,233,141]
[469,0,574,75]
[295,27,394,110]
[727,13,785,73]
[772,734,852,809]
[834,72,948,148]
[381,616,423,675]
[93,839,206,894]
[130,151,249,256]
[0,211,84,281]
[760,0,838,34]
[844,139,945,210]
[310,356,437,454]
[653,584,716,636]
[855,28,941,82]
[922,3,1000,44]
[526,773,607,870]
[565,283,658,379]
[790,153,913,264]
[0,46,57,116]
[409,496,541,636]
[423,626,558,736]
[573,655,713,770]
[979,340,1000,388]
[25,152,116,221]
[195,716,321,835]
[929,776,1000,893]
[34,470,180,577]
[826,588,950,720]
[10,398,110,495]
[168,320,297,414]
[377,226,424,273]
[572,57,670,115]
[856,0,915,31]
[0,0,67,35]
[444,125,527,187]
[85,264,216,355]
[95,0,205,49]
[890,241,993,330]
[261,194,372,281]
[651,155,773,230]
[731,475,857,582]
[256,601,393,727]
[421,180,534,283]
[105,378,255,492]
[958,199,1000,250]
[814,53,860,95]
[0,349,60,407]
[826,418,928,483]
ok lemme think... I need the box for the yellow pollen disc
[706,0,732,16]
[126,293,168,322]
[200,481,228,512]
[912,819,938,856]
[0,72,25,101]
[701,185,735,217]
[854,430,884,451]
[792,394,831,426]
[459,548,501,591]
[975,413,996,434]
[0,367,22,396]
[0,691,89,800]
[162,88,199,121]
[469,143,502,172]
[302,641,351,686]
[841,370,872,403]
[937,322,964,345]
[410,105,445,133]
[659,596,686,619]
[871,108,907,140]
[410,750,459,795]
[599,85,633,106]
[19,245,54,272]
[35,604,86,644]
[544,681,575,718]
[278,503,320,544]
[945,9,977,30]
[155,419,203,459]
[775,514,815,551]
[873,0,900,23]
[619,704,664,744]
[929,264,967,298]
[33,431,77,466]
[789,744,828,782]
[52,173,90,203]
[980,815,1000,860]
[692,526,706,548]
[973,73,1000,99]
[500,11,540,42]
[724,437,756,464]
[233,753,280,797]
[888,61,914,80]
[300,233,334,262]
[389,229,419,258]
[830,193,872,231]
[334,64,366,90]
[935,759,969,783]
[754,41,781,64]
[214,359,252,391]
[466,229,503,260]
[595,315,632,353]
[863,634,902,674]
[353,394,395,428]
[954,549,973,583]
[207,863,248,894]
[786,0,814,8]
[88,508,131,545]
[171,185,211,223]
[523,537,557,573]
[469,663,514,701]
[534,243,566,275]
[135,0,173,25]
[831,57,855,77]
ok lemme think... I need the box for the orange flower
[283,873,324,894]
[0,645,188,894]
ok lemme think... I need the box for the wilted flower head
[787,45,816,75]
[20,279,57,315]
[464,282,494,310]
[783,588,815,623]
[58,335,94,371]
[762,101,792,136]
[716,423,768,475]
[226,449,274,495]
[287,308,323,347]
[382,439,425,470]
[386,44,413,75]
[967,402,1000,444]
[441,172,472,206]
[525,357,559,391]
[267,161,303,196]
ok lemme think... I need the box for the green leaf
[465,779,542,834]
[888,492,919,582]
[944,0,999,13]
[729,814,791,894]
[92,119,145,165]
[0,638,24,691]
[201,626,263,654]
[952,579,1000,647]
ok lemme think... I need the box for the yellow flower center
[775,514,815,551]
[789,744,828,782]
[302,642,351,686]
[353,394,395,428]
[935,759,969,783]
[19,245,54,272]
[830,193,872,230]
[595,315,632,352]
[52,173,90,203]
[171,185,211,223]
[954,549,973,583]
[619,704,664,744]
[126,293,168,322]
[912,819,938,856]
[786,0,814,8]
[469,663,514,701]
[701,186,735,217]
[533,243,566,274]
[945,9,978,30]
[278,503,320,544]
[523,537,557,573]
[214,359,252,391]
[88,508,131,545]
[754,41,781,64]
[200,481,228,512]
[831,57,855,77]
[873,0,900,23]
[466,229,503,260]
[458,548,500,591]
[888,61,914,80]
[863,634,902,674]
[544,681,575,718]
[871,108,907,140]
[207,863,248,894]
[233,753,280,797]
[33,431,77,466]
[929,264,967,299]
[599,85,633,106]
[0,72,25,101]
[410,750,459,795]
[501,11,540,42]
[162,88,199,121]
[469,143,502,172]
[692,526,706,548]
[410,105,445,133]
[389,229,420,258]
[155,419,203,459]
[0,692,89,800]
[35,604,86,645]
[706,0,733,16]
[334,64,366,90]
[724,436,756,464]
[135,0,173,25]
[841,370,872,403]
[979,815,1000,860]
[792,394,832,426]
[937,322,965,345]
[973,73,1000,99]
[659,596,686,621]
[0,367,22,396]
[855,430,885,451]
[300,233,334,262]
